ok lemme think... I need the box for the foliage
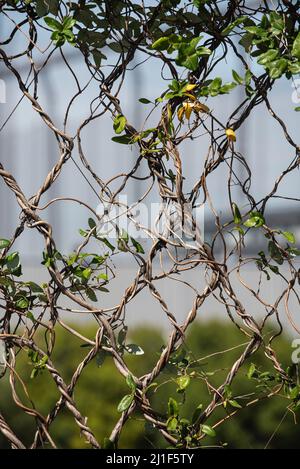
[0,322,299,449]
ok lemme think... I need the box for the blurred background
[1,4,300,448]
[0,320,300,449]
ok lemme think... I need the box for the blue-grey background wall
[1,11,300,334]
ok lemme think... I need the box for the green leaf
[267,58,288,79]
[228,399,242,409]
[220,82,236,94]
[269,265,279,275]
[44,17,62,31]
[269,12,284,34]
[180,53,199,71]
[244,211,265,228]
[167,417,178,431]
[35,1,48,17]
[210,77,222,92]
[289,62,300,74]
[88,218,97,229]
[16,297,29,310]
[86,287,97,302]
[0,277,13,287]
[196,46,211,57]
[113,115,127,134]
[82,268,92,280]
[118,326,128,347]
[176,375,190,390]
[79,228,88,237]
[268,241,283,265]
[139,98,152,104]
[192,404,203,424]
[292,401,300,412]
[117,393,134,412]
[281,231,296,244]
[168,397,179,417]
[30,368,39,379]
[50,30,66,46]
[96,350,107,367]
[62,16,76,30]
[152,37,170,51]
[233,226,245,236]
[223,384,232,399]
[287,247,300,258]
[239,33,254,52]
[232,203,242,224]
[0,239,10,249]
[295,107,300,112]
[175,38,203,71]
[244,26,264,36]
[28,349,38,364]
[26,311,35,322]
[111,135,132,145]
[39,355,48,366]
[120,229,129,243]
[245,69,252,86]
[109,42,124,53]
[201,424,216,437]
[92,50,106,68]
[27,282,44,293]
[289,386,300,400]
[130,237,145,254]
[193,0,208,5]
[257,49,279,66]
[232,70,244,85]
[6,252,20,270]
[99,237,115,252]
[125,344,144,355]
[292,32,300,60]
[126,374,137,392]
[247,363,257,379]
[222,16,247,36]
[97,273,108,281]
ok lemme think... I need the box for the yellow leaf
[194,102,210,114]
[184,102,193,120]
[177,106,185,121]
[226,128,236,142]
[184,93,197,101]
[184,83,197,92]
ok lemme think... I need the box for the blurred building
[0,14,300,334]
